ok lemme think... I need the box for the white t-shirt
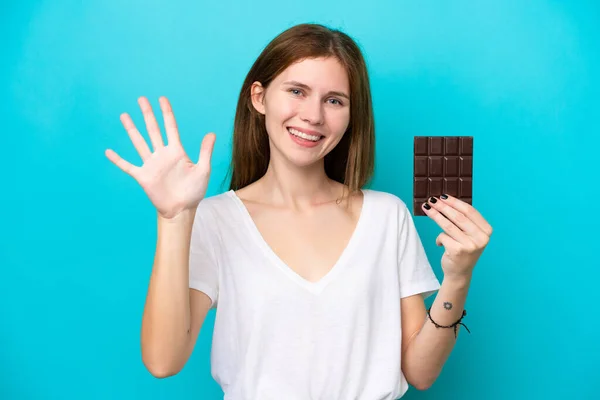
[189,188,441,400]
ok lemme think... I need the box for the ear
[250,81,266,115]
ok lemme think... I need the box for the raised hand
[105,96,216,219]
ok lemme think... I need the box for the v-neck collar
[227,188,371,294]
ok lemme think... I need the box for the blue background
[2,0,598,399]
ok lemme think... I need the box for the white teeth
[288,128,322,142]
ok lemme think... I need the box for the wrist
[443,273,472,288]
[158,207,197,226]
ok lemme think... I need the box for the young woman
[106,23,492,399]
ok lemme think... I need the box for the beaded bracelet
[427,307,471,338]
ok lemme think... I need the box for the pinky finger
[105,149,139,179]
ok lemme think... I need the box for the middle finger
[425,197,477,244]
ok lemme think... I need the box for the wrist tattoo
[443,301,453,310]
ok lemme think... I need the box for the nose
[299,98,324,126]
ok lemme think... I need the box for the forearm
[403,275,472,390]
[141,209,196,375]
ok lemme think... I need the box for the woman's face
[251,57,351,168]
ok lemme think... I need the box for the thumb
[196,132,216,172]
[436,232,449,247]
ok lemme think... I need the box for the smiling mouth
[287,127,324,142]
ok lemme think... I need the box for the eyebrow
[282,80,350,100]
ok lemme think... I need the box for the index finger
[439,194,493,236]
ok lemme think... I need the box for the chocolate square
[413,136,473,216]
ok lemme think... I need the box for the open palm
[105,96,216,219]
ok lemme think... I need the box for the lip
[287,129,323,148]
[286,126,324,137]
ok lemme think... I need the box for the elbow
[142,353,181,379]
[405,368,436,391]
[148,367,175,379]
[403,357,437,391]
[411,379,433,391]
[141,339,186,379]
[144,360,179,379]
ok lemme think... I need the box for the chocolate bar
[413,136,473,216]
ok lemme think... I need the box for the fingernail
[429,196,437,204]
[423,203,431,210]
[440,194,448,200]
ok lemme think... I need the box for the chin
[285,153,325,168]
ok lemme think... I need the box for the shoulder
[189,191,240,243]
[363,188,411,214]
[362,189,415,231]
[193,190,236,221]
[198,190,233,207]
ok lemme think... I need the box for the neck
[258,157,342,210]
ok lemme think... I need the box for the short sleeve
[397,202,441,299]
[189,203,220,309]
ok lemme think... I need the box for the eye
[328,98,343,106]
[289,88,303,96]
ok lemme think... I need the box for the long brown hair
[223,23,375,197]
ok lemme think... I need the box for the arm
[401,274,472,390]
[105,96,217,378]
[401,193,491,389]
[141,209,212,378]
